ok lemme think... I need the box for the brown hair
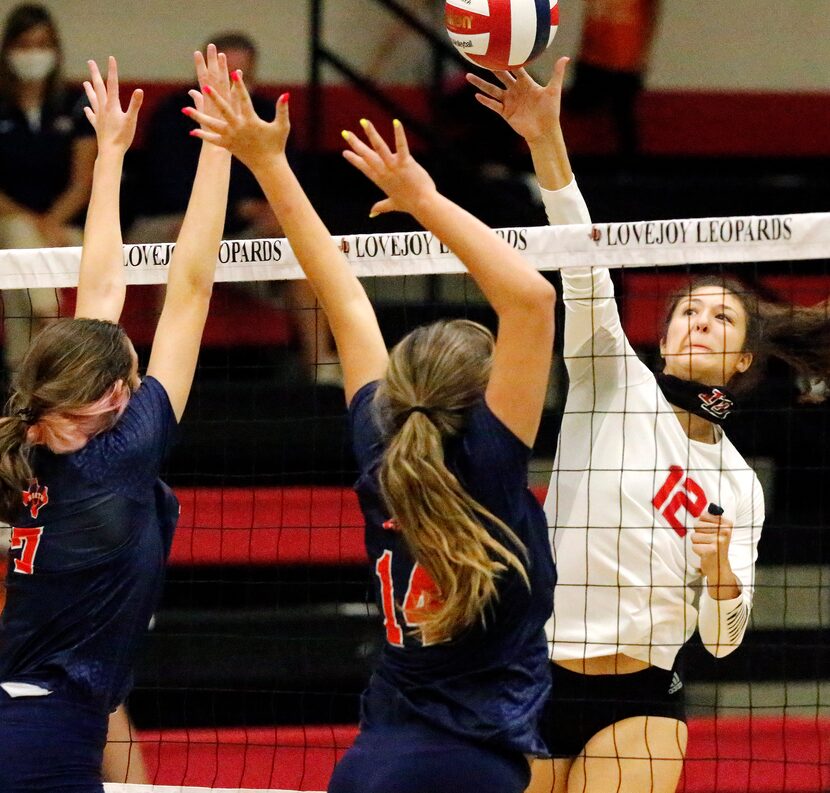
[0,4,63,110]
[662,274,830,394]
[208,32,257,58]
[662,275,830,393]
[0,318,133,522]
[376,319,529,643]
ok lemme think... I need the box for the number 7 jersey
[0,377,180,713]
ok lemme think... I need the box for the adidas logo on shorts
[668,672,683,695]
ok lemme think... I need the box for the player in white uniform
[469,59,830,793]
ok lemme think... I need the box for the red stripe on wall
[115,81,830,156]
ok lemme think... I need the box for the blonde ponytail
[378,319,529,643]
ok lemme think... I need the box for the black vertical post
[309,0,324,190]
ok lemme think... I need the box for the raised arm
[468,60,647,392]
[74,57,143,322]
[187,75,387,404]
[342,120,554,447]
[145,45,231,421]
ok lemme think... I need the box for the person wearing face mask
[0,4,97,382]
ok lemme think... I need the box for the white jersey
[542,180,765,671]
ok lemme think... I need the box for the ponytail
[378,319,529,644]
[0,415,33,523]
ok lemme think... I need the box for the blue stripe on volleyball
[527,0,552,63]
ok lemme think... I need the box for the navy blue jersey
[0,90,94,214]
[349,381,556,757]
[0,376,179,714]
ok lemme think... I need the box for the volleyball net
[1,213,829,793]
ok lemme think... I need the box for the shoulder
[459,399,532,492]
[349,379,381,421]
[470,398,532,456]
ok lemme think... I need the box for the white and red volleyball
[445,0,559,71]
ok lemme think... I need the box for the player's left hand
[82,56,143,153]
[691,511,734,582]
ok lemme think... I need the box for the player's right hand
[465,56,569,147]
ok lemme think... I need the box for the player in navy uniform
[188,77,556,793]
[0,48,231,793]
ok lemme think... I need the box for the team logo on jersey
[668,671,683,695]
[21,480,49,519]
[698,388,734,420]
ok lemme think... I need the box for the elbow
[181,272,215,302]
[524,279,557,324]
[519,276,556,313]
[498,279,555,331]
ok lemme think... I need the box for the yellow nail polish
[341,130,350,141]
[369,211,378,219]
[360,119,370,130]
[393,119,401,128]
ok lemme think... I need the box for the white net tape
[0,212,825,288]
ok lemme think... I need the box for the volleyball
[445,0,559,71]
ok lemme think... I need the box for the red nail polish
[189,130,199,137]
[232,70,242,82]
[279,92,290,105]
[202,85,212,95]
[181,107,192,115]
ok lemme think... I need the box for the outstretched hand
[186,63,289,170]
[83,56,143,153]
[341,119,436,218]
[465,56,569,145]
[187,43,231,136]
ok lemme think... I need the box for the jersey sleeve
[697,473,764,656]
[348,380,384,476]
[461,401,533,527]
[69,376,178,499]
[540,179,651,393]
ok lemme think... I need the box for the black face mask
[656,373,737,425]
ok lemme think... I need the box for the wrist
[526,123,565,153]
[403,187,442,220]
[245,149,287,174]
[705,567,741,598]
[96,140,127,157]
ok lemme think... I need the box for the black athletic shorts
[540,661,686,758]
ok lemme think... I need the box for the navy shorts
[328,720,530,793]
[540,662,686,758]
[0,690,108,792]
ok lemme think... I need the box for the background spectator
[129,32,339,385]
[567,0,662,155]
[0,3,95,379]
